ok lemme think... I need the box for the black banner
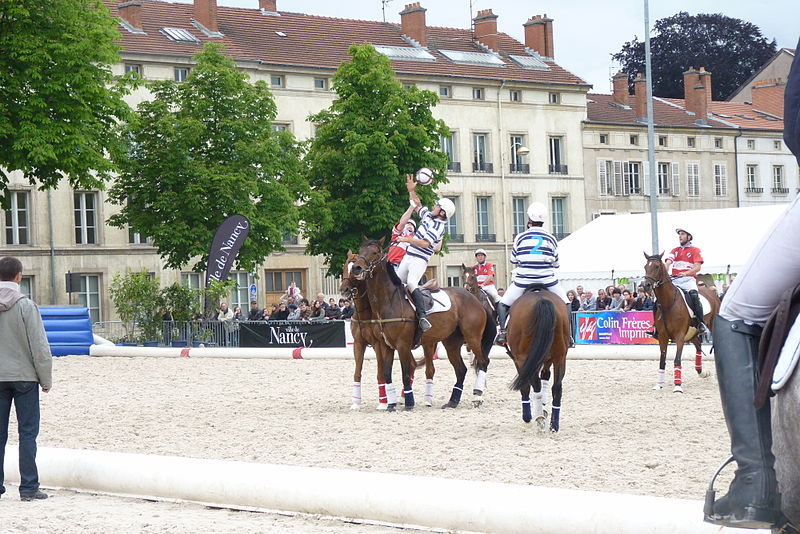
[205,214,250,287]
[239,321,346,348]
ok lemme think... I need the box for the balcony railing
[475,233,496,242]
[282,235,299,245]
[772,187,790,194]
[509,163,530,174]
[548,164,568,174]
[472,162,493,173]
[745,187,764,194]
[447,233,464,243]
[447,161,461,172]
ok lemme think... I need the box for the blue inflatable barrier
[39,306,93,357]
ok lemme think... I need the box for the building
[1,0,589,321]
[728,47,795,105]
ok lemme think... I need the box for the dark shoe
[645,329,658,339]
[20,491,48,501]
[494,330,507,345]
[703,316,780,529]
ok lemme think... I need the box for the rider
[395,175,454,332]
[666,228,707,334]
[473,248,501,304]
[387,204,417,267]
[495,202,569,345]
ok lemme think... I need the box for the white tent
[558,204,788,290]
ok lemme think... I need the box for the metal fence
[93,320,247,347]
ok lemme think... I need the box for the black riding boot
[704,316,781,529]
[494,303,510,345]
[411,289,431,332]
[689,290,706,333]
[645,303,659,338]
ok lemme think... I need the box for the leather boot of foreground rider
[494,303,510,345]
[689,290,707,333]
[411,289,431,332]
[704,316,781,529]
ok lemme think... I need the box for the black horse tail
[474,306,495,371]
[511,298,556,391]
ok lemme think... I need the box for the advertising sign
[240,321,346,348]
[575,311,657,345]
[205,214,250,287]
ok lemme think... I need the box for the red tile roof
[110,1,588,87]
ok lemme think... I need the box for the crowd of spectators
[568,284,654,312]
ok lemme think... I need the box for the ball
[415,167,434,186]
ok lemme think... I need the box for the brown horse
[340,251,395,410]
[461,264,497,325]
[350,239,495,411]
[642,252,721,393]
[506,286,570,430]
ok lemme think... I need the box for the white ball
[415,167,434,186]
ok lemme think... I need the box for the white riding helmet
[675,227,693,241]
[526,202,547,223]
[436,198,456,219]
[475,248,487,257]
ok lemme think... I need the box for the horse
[461,264,497,326]
[340,251,395,411]
[774,370,800,529]
[350,239,496,411]
[642,252,721,393]
[505,286,570,431]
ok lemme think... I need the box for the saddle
[756,282,800,408]
[406,282,452,314]
[523,283,551,294]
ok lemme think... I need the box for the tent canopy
[558,205,787,286]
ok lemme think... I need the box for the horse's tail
[474,306,496,371]
[511,297,556,391]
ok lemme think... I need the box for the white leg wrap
[533,391,544,419]
[424,379,434,403]
[351,382,362,405]
[656,369,665,385]
[474,370,487,393]
[386,383,398,405]
[540,379,550,407]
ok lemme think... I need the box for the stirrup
[419,317,432,332]
[495,331,507,345]
[704,456,781,529]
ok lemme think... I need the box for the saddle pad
[772,313,800,392]
[679,292,711,318]
[429,290,452,314]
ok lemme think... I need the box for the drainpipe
[497,79,508,286]
[47,190,57,304]
[733,128,743,207]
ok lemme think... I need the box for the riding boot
[689,290,706,333]
[645,303,659,338]
[494,303,510,345]
[411,289,431,332]
[704,316,781,529]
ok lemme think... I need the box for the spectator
[606,285,616,298]
[633,287,653,311]
[270,303,290,321]
[232,306,243,345]
[325,298,342,320]
[596,288,612,310]
[217,303,235,346]
[286,303,301,321]
[617,284,627,293]
[233,306,244,321]
[608,289,624,310]
[298,299,312,321]
[622,289,636,311]
[576,285,584,298]
[497,287,505,297]
[566,289,581,312]
[340,299,355,320]
[315,293,329,310]
[309,300,327,321]
[580,290,597,311]
[247,301,261,321]
[261,305,275,321]
[283,281,302,303]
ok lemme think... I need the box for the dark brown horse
[506,287,570,430]
[340,251,396,410]
[350,239,495,411]
[642,252,721,393]
[461,264,497,325]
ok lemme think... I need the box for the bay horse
[505,286,570,431]
[642,252,721,393]
[340,251,396,410]
[461,264,497,325]
[350,239,495,411]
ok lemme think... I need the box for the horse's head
[642,251,667,291]
[461,263,480,296]
[339,250,359,298]
[350,238,385,280]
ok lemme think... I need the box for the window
[440,133,457,171]
[475,196,493,241]
[599,134,608,145]
[74,192,97,244]
[551,197,567,239]
[439,86,451,98]
[548,136,566,174]
[630,134,639,146]
[598,160,613,196]
[19,276,32,299]
[472,87,485,100]
[472,133,491,172]
[270,75,284,88]
[229,271,253,310]
[174,67,189,82]
[714,163,728,196]
[509,135,527,173]
[657,162,671,195]
[446,266,462,288]
[402,83,415,90]
[444,196,461,241]
[548,92,560,104]
[658,135,668,147]
[264,270,303,303]
[746,139,755,150]
[128,227,149,244]
[271,123,290,132]
[714,137,723,149]
[181,272,202,290]
[687,137,695,148]
[76,274,101,324]
[687,162,700,197]
[512,197,527,236]
[625,162,641,195]
[773,165,786,191]
[746,164,759,190]
[774,140,782,151]
[509,89,521,102]
[314,78,328,90]
[4,190,29,245]
[124,63,142,76]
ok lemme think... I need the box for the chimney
[633,73,647,120]
[400,3,427,46]
[194,0,218,33]
[259,0,276,11]
[751,78,786,117]
[612,72,629,106]
[684,67,710,121]
[117,1,143,31]
[699,67,712,103]
[473,9,499,52]
[523,14,554,58]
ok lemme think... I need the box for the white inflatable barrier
[4,446,749,534]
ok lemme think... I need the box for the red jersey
[388,227,411,265]
[473,261,496,286]
[666,245,703,277]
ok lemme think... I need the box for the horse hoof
[472,399,484,408]
[387,404,397,412]
[441,401,458,409]
[535,416,547,431]
[424,398,433,407]
[403,405,414,412]
[673,385,684,393]
[652,384,665,391]
[375,403,388,411]
[350,403,361,411]
[698,370,711,378]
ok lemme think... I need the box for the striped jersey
[510,227,559,287]
[406,206,445,261]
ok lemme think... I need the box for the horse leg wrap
[448,384,463,406]
[424,379,434,404]
[695,352,703,374]
[378,382,387,404]
[385,383,398,405]
[656,369,665,386]
[550,404,561,432]
[533,391,544,420]
[540,379,551,407]
[674,365,682,386]
[473,369,487,395]
[403,388,415,408]
[351,382,362,406]
[521,397,532,423]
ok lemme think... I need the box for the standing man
[495,202,569,344]
[473,249,501,304]
[665,228,706,333]
[0,257,51,502]
[395,174,454,332]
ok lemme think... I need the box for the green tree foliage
[0,0,133,203]
[301,44,450,275]
[109,43,309,272]
[612,12,777,101]
[161,282,201,322]
[109,270,164,342]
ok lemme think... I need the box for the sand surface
[2,352,731,533]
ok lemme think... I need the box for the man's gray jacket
[0,281,52,389]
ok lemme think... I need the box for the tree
[109,43,309,272]
[109,270,164,343]
[0,0,133,203]
[301,44,450,275]
[612,12,777,101]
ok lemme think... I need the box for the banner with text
[575,311,657,345]
[205,214,250,287]
[240,321,346,348]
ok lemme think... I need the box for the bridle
[643,257,667,288]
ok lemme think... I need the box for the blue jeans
[0,381,41,497]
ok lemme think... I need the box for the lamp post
[501,142,530,283]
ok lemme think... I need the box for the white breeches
[672,276,698,293]
[500,280,569,307]
[481,284,501,303]
[395,254,429,292]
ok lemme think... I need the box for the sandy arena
[2,350,732,533]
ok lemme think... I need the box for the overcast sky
[175,0,798,92]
